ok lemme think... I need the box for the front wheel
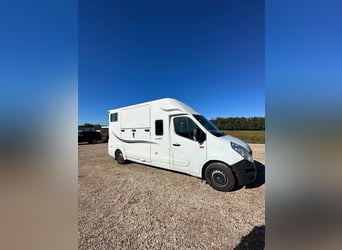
[115,150,126,165]
[204,162,236,191]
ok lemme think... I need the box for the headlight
[230,142,253,162]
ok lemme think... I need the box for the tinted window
[155,120,163,136]
[110,113,118,122]
[174,117,202,141]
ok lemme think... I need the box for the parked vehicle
[100,126,109,142]
[108,98,256,191]
[78,131,102,144]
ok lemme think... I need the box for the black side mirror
[199,131,206,143]
[194,128,206,143]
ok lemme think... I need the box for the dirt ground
[78,143,265,249]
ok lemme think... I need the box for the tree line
[210,117,265,131]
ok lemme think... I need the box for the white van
[108,98,256,191]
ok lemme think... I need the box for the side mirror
[194,128,206,144]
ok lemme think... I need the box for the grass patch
[223,130,265,144]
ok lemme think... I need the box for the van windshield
[193,114,225,137]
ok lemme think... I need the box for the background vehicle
[78,131,102,144]
[100,126,109,142]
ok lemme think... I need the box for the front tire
[204,162,236,191]
[115,150,126,165]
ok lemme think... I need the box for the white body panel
[170,115,207,176]
[120,105,151,161]
[108,98,249,178]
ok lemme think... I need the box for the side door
[120,105,151,162]
[121,127,151,162]
[170,116,207,175]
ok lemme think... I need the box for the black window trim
[155,119,163,136]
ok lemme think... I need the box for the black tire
[204,162,236,192]
[89,138,97,144]
[115,150,126,165]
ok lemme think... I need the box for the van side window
[155,120,163,136]
[174,117,202,141]
[110,113,118,122]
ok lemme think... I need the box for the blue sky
[79,0,264,125]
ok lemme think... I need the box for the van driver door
[170,116,207,175]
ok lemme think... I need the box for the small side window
[110,113,118,122]
[155,120,163,136]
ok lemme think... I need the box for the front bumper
[231,159,257,186]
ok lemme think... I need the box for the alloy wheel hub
[212,170,227,186]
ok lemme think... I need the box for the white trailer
[108,98,256,191]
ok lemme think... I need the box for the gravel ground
[79,143,265,249]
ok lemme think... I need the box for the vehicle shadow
[245,160,265,189]
[234,225,265,250]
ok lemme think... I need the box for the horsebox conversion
[108,98,256,191]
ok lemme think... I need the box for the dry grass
[223,130,265,144]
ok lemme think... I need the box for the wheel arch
[109,143,126,159]
[114,147,127,160]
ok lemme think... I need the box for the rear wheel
[204,162,236,191]
[89,138,97,144]
[115,150,126,165]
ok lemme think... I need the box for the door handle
[173,143,181,146]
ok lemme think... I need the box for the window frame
[173,116,203,141]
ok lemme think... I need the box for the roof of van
[108,98,199,114]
